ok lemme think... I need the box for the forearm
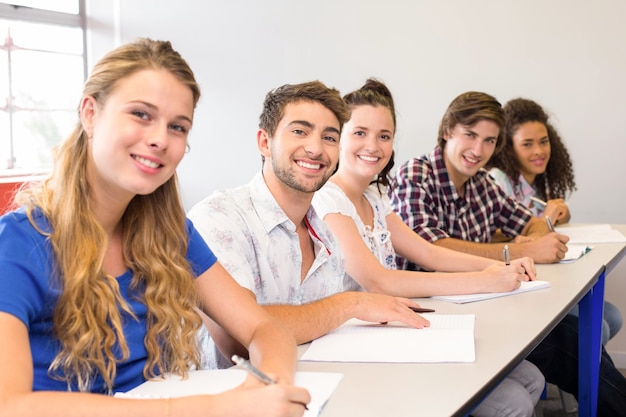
[365,268,493,298]
[199,310,247,363]
[246,320,298,384]
[1,390,259,417]
[1,392,170,417]
[523,216,551,238]
[263,293,360,344]
[433,237,506,261]
[490,229,512,243]
[412,243,496,272]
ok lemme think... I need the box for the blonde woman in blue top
[0,38,309,417]
[312,79,544,417]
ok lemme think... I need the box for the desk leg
[577,267,605,417]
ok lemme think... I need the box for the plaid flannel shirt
[389,147,532,270]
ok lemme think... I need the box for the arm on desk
[196,262,298,383]
[433,234,569,264]
[203,288,431,353]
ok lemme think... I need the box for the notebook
[115,369,343,417]
[300,314,475,363]
[431,280,551,304]
[561,244,593,263]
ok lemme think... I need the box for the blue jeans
[568,300,623,345]
[526,314,626,417]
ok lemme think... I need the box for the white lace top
[313,182,397,291]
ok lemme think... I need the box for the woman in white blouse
[311,78,545,417]
[312,79,535,297]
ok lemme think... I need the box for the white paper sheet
[115,369,343,417]
[300,315,475,363]
[432,280,551,304]
[556,224,626,244]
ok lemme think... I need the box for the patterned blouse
[489,168,544,217]
[313,182,396,291]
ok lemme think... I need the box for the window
[0,1,85,174]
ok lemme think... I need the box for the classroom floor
[539,368,626,417]
[539,384,578,417]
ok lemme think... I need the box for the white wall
[86,0,626,363]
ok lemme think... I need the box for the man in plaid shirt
[389,91,569,270]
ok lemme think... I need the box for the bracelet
[164,397,170,417]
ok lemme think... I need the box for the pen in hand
[232,355,309,410]
[545,216,555,233]
[530,196,547,208]
[232,354,275,384]
[503,244,510,266]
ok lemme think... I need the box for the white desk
[297,228,626,417]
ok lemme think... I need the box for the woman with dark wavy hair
[488,98,621,346]
[488,98,576,224]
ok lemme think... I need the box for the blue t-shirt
[0,208,216,393]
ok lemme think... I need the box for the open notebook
[561,244,593,263]
[432,280,551,304]
[115,369,343,417]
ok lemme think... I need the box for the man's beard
[271,160,331,193]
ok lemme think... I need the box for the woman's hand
[543,199,570,224]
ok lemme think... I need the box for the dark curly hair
[343,78,396,193]
[488,98,576,200]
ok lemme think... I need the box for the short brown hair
[259,80,350,137]
[437,91,505,154]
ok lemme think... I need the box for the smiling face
[511,121,550,185]
[81,68,194,204]
[339,104,394,183]
[442,119,500,192]
[259,100,341,195]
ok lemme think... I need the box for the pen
[545,216,555,233]
[409,307,435,313]
[503,244,510,266]
[530,196,547,208]
[231,355,309,410]
[232,354,275,384]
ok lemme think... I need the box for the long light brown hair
[15,38,203,392]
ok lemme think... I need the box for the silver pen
[545,216,555,233]
[232,355,276,384]
[530,196,548,208]
[503,244,510,266]
[232,355,309,410]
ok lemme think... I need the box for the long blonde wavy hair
[15,38,203,392]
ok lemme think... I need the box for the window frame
[0,1,87,177]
